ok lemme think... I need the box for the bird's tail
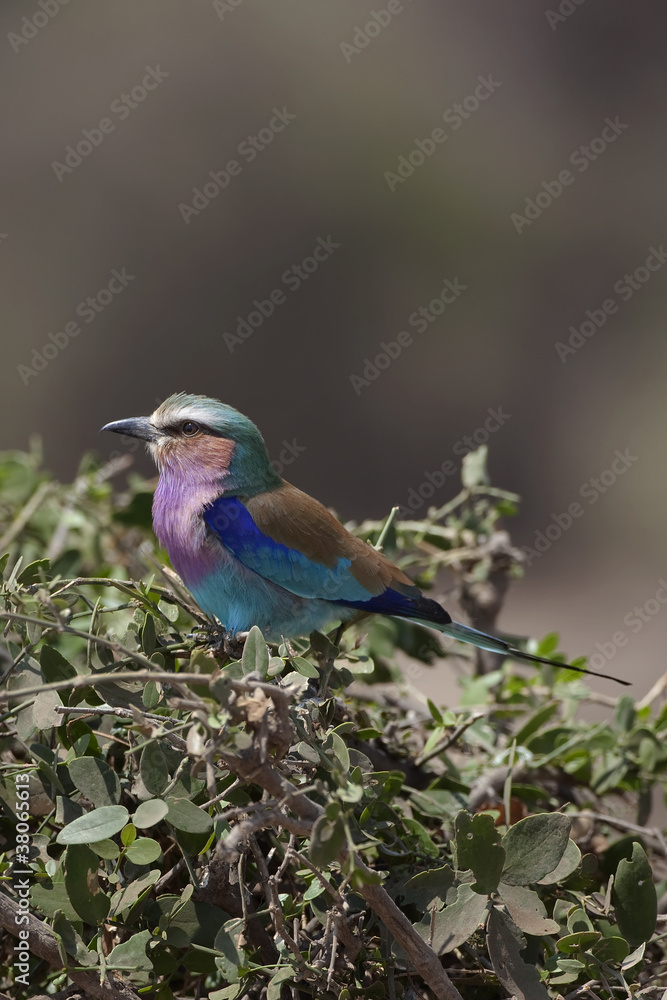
[404,617,630,686]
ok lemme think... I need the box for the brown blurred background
[1,0,665,699]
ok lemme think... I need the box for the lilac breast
[152,470,224,585]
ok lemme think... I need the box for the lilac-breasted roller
[102,393,626,685]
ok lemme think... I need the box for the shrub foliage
[1,443,666,1000]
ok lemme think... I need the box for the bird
[102,392,628,686]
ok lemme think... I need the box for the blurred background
[1,0,665,698]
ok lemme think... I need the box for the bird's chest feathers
[152,471,224,583]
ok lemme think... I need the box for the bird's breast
[152,472,225,585]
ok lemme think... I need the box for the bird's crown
[151,392,260,441]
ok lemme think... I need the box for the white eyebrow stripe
[150,405,224,433]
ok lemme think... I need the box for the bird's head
[102,392,280,494]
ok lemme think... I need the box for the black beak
[101,417,157,442]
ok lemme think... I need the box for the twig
[373,506,400,551]
[0,611,162,673]
[249,834,302,963]
[287,849,343,905]
[0,664,300,705]
[416,713,485,766]
[568,811,667,855]
[54,704,176,725]
[0,481,54,551]
[637,671,667,711]
[49,575,207,624]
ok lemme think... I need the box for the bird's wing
[203,483,420,605]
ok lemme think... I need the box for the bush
[1,444,666,1000]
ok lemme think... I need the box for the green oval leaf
[292,656,319,678]
[125,836,162,864]
[537,838,581,885]
[64,843,110,924]
[140,742,170,796]
[557,931,601,954]
[501,813,571,885]
[56,805,129,845]
[612,842,657,947]
[166,797,213,834]
[133,798,169,829]
[241,625,269,677]
[68,756,121,808]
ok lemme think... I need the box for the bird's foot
[222,631,249,660]
[201,626,249,661]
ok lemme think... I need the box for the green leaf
[454,810,505,894]
[557,931,601,953]
[140,742,170,796]
[166,796,213,834]
[487,906,550,1000]
[68,755,121,807]
[501,812,571,885]
[615,695,636,732]
[324,731,350,773]
[612,841,657,947]
[121,823,136,847]
[40,644,77,683]
[401,865,456,912]
[268,967,294,1000]
[214,918,246,984]
[17,558,50,584]
[56,805,129,844]
[241,625,269,677]
[90,839,120,860]
[133,798,169,829]
[591,935,629,963]
[291,655,319,678]
[158,598,180,622]
[498,883,559,935]
[52,911,98,966]
[537,837,581,884]
[461,446,489,488]
[143,680,161,709]
[140,614,157,655]
[413,883,487,954]
[31,863,80,921]
[33,689,63,729]
[109,869,161,917]
[567,907,593,933]
[427,698,444,725]
[310,813,346,866]
[106,929,153,972]
[513,702,559,746]
[125,836,162,864]
[64,843,110,924]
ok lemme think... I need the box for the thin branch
[416,712,486,766]
[0,610,161,672]
[0,665,300,705]
[49,575,207,624]
[54,704,176,725]
[249,834,302,963]
[0,481,54,551]
[637,671,667,711]
[568,810,667,855]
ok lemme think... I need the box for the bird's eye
[181,421,200,436]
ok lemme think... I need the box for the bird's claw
[200,626,249,661]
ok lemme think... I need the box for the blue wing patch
[204,495,377,603]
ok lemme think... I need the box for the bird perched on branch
[103,393,627,685]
